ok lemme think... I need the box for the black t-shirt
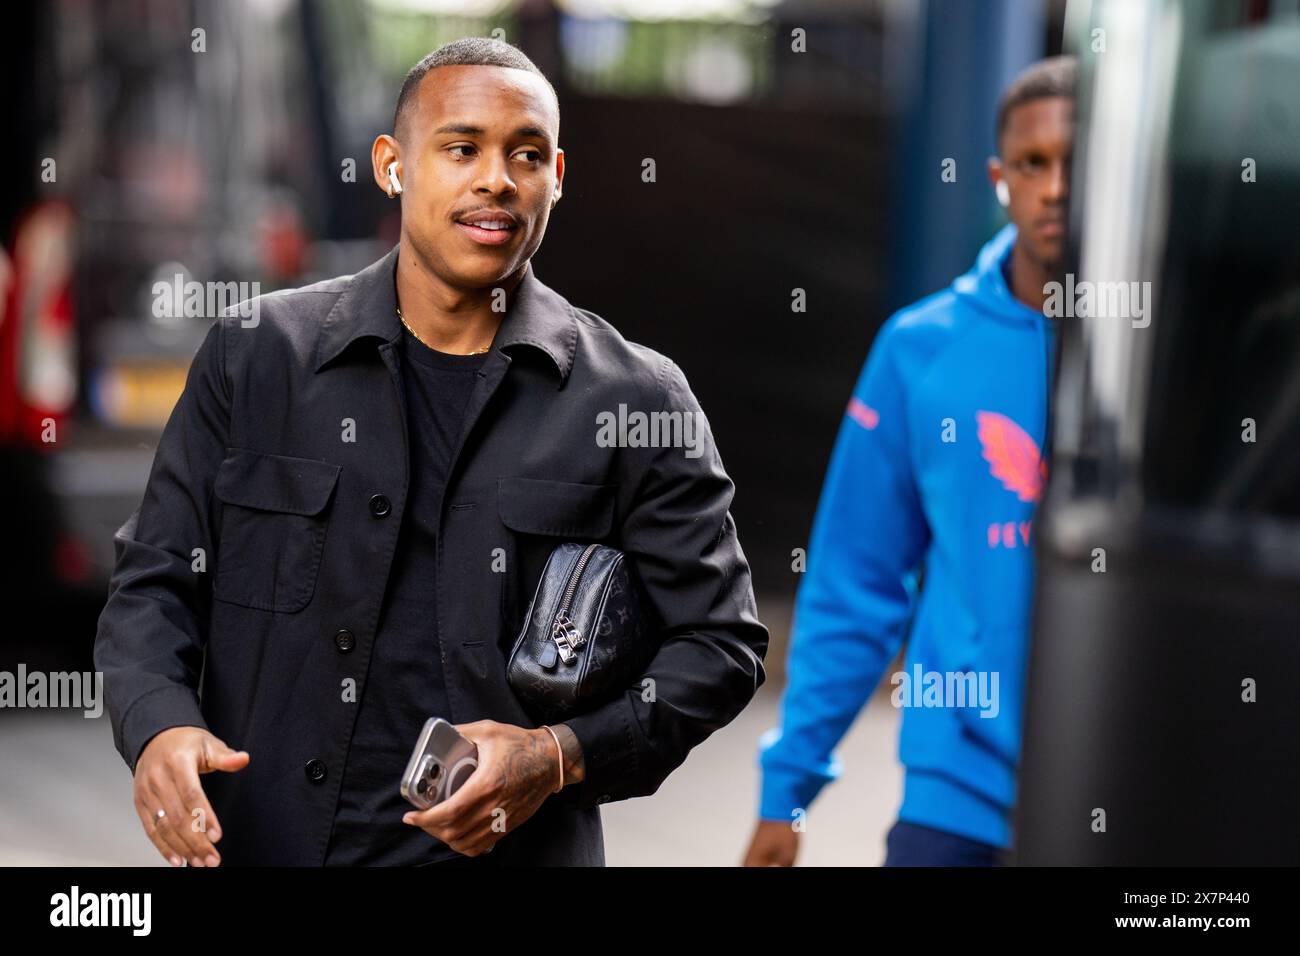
[323,325,488,866]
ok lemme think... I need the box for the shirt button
[334,628,355,653]
[304,759,327,784]
[369,493,391,517]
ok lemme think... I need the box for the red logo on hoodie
[977,410,1046,550]
[847,396,879,430]
[976,410,1046,502]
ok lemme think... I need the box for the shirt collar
[314,244,577,382]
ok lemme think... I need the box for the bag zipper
[551,543,600,664]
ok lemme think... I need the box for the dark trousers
[883,819,1007,866]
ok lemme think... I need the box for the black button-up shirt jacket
[94,246,769,865]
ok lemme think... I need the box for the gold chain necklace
[396,305,491,356]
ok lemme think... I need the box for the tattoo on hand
[500,731,555,796]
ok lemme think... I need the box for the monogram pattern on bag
[513,547,656,722]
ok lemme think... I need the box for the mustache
[452,205,521,223]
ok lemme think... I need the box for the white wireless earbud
[387,161,403,197]
[995,179,1010,208]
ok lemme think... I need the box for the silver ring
[154,809,166,824]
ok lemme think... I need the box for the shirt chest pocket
[213,448,341,613]
[495,477,617,636]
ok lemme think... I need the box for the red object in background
[0,201,78,449]
[260,201,308,283]
[53,530,94,584]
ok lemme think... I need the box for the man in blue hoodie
[743,56,1077,867]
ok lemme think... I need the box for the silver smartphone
[400,717,480,811]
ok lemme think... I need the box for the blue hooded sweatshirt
[758,224,1054,849]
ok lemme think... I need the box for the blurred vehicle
[2,0,392,635]
[1018,0,1300,864]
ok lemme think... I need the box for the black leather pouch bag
[506,542,656,723]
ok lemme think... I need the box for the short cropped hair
[995,55,1078,149]
[393,37,559,138]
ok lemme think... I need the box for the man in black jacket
[94,38,767,867]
